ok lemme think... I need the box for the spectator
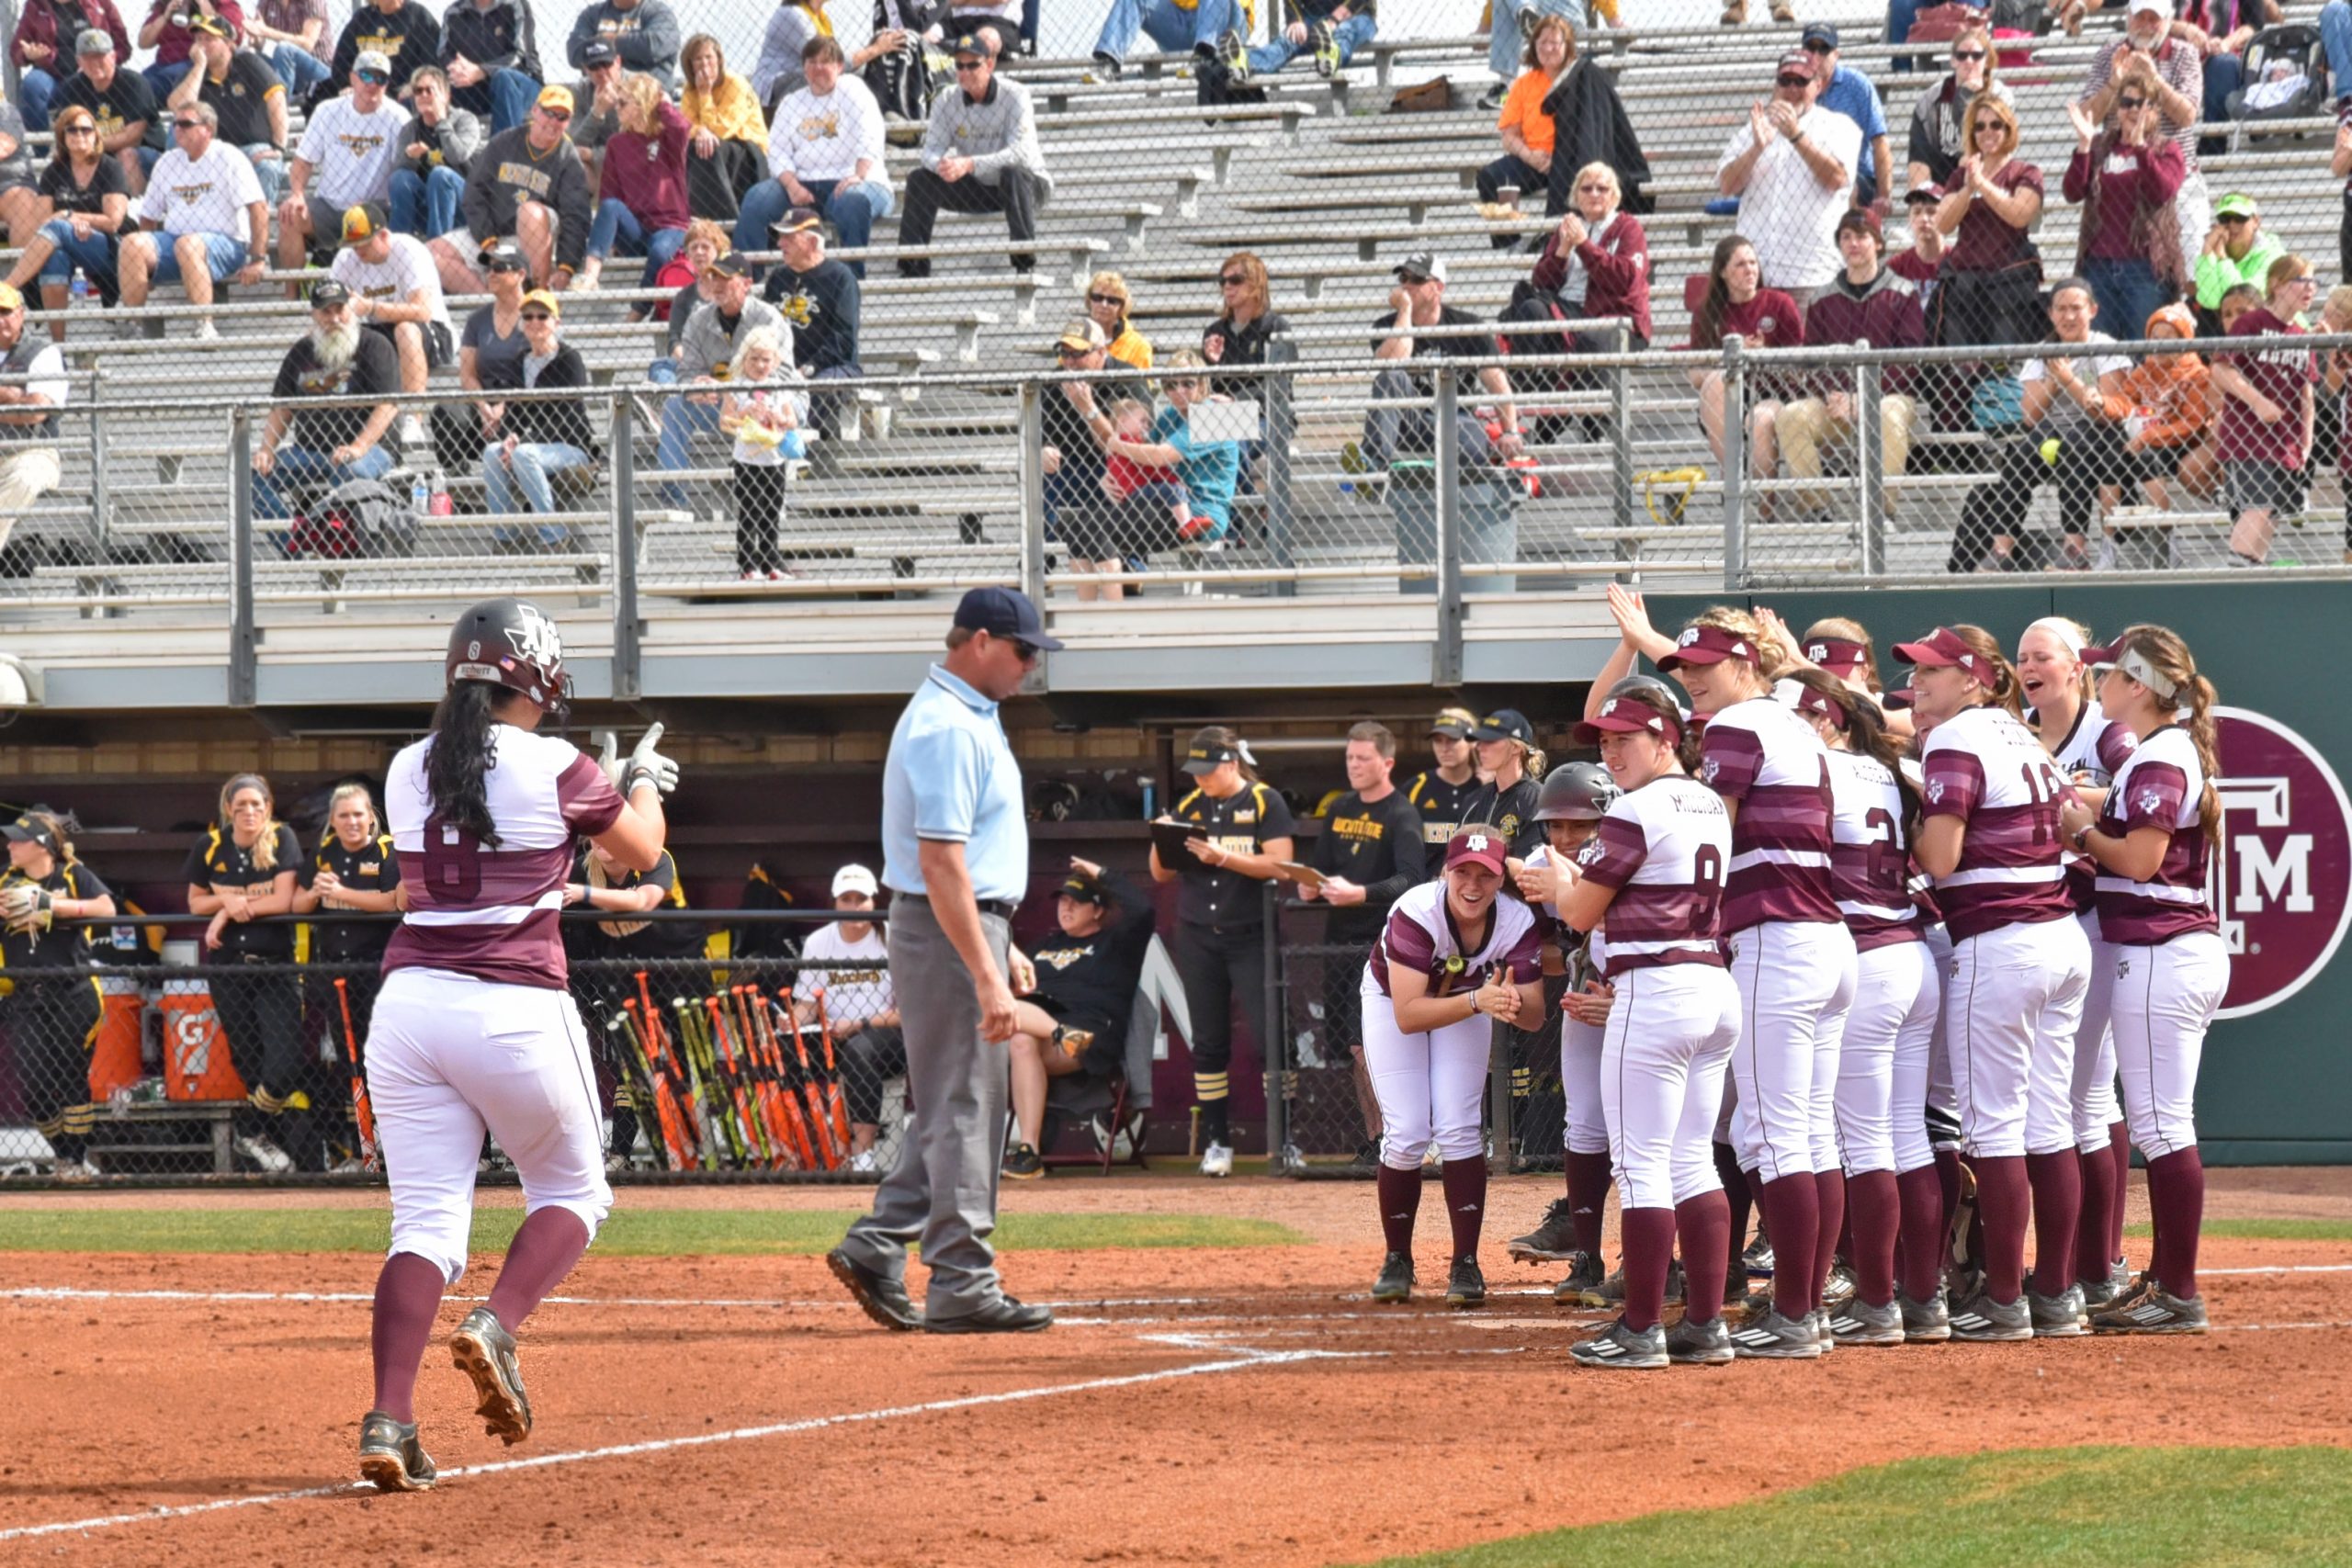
[1100,347,1238,547]
[898,31,1044,278]
[1776,208,1925,516]
[56,29,164,192]
[657,215,727,329]
[1001,857,1156,1179]
[1498,160,1650,427]
[1534,17,1649,224]
[1357,251,1522,471]
[797,863,899,1173]
[2076,0,2208,270]
[1925,93,2043,349]
[2063,83,2183,350]
[322,0,441,104]
[1685,233,1802,479]
[12,0,131,132]
[168,14,288,205]
[246,0,333,103]
[429,239,526,470]
[390,65,481,238]
[1080,269,1150,367]
[184,773,308,1172]
[0,807,116,1179]
[1039,316,1147,600]
[429,85,591,292]
[2179,0,2278,156]
[1480,0,1580,109]
[1948,277,2132,571]
[1201,249,1289,367]
[136,0,241,100]
[331,199,452,451]
[0,86,41,247]
[1089,0,1240,83]
[720,324,806,577]
[2193,192,2282,335]
[579,71,687,292]
[750,0,830,110]
[1799,24,1889,209]
[679,32,765,221]
[277,52,409,281]
[291,782,400,1170]
[655,250,786,506]
[1714,50,1860,302]
[1476,11,1571,246]
[742,36,891,275]
[944,0,1024,64]
[2212,252,2317,565]
[763,206,861,439]
[1889,181,1942,290]
[6,107,130,334]
[857,0,935,124]
[117,101,266,339]
[0,285,68,545]
[567,0,680,92]
[479,287,598,546]
[567,36,624,182]
[253,279,400,519]
[438,0,542,134]
[2111,301,2217,537]
[1248,0,1372,80]
[1905,27,2007,191]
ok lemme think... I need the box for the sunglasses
[1576,180,1611,191]
[1087,291,1124,306]
[954,58,987,70]
[1218,273,1248,286]
[355,69,389,83]
[521,309,555,321]
[173,118,204,130]
[2219,212,2253,224]
[1006,637,1041,662]
[1802,39,1833,51]
[539,106,571,120]
[60,123,95,135]
[1397,271,1431,285]
[2117,95,2147,109]
[1951,47,1986,58]
[1776,75,1809,87]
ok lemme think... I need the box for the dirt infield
[4,1169,2350,1566]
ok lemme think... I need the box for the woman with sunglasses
[2063,64,2185,347]
[1499,161,1648,433]
[1200,250,1288,368]
[1905,27,2007,192]
[1082,268,1151,368]
[6,107,128,336]
[577,73,688,296]
[478,289,598,549]
[1927,93,2043,354]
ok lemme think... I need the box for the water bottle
[411,473,432,516]
[1141,779,1156,819]
[69,271,89,309]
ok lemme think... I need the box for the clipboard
[1150,818,1208,863]
[1271,860,1327,891]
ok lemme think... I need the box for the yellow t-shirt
[1498,68,1555,159]
[684,73,768,144]
[1107,322,1155,370]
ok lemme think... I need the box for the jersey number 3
[423,819,483,901]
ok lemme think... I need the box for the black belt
[899,892,1020,920]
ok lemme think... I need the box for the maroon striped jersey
[1363,877,1543,998]
[1919,705,2075,942]
[1698,695,1839,932]
[1572,774,1731,973]
[2093,724,2219,945]
[1826,749,1927,952]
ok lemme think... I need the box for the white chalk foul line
[0,1287,1242,1311]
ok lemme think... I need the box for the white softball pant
[1944,917,2092,1160]
[1923,925,1960,1151]
[1601,964,1740,1211]
[1728,920,1858,1185]
[1838,939,1941,1178]
[2070,909,2124,1155]
[1561,1016,1608,1156]
[2109,930,2228,1160]
[1363,997,1489,1169]
[367,967,614,1284]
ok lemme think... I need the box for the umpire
[831,586,1059,1336]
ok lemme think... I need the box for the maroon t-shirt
[1945,160,2042,273]
[2062,140,2184,263]
[1685,288,1804,352]
[2215,308,2317,468]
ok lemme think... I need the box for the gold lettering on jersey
[1032,942,1093,971]
[494,160,555,199]
[1211,834,1254,854]
[355,29,406,53]
[1233,810,1257,824]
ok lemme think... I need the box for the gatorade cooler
[86,980,145,1100]
[160,978,247,1101]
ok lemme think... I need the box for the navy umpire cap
[954,586,1063,650]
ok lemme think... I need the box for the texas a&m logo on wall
[2211,707,2352,1019]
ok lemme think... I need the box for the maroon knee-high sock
[1811,1169,1847,1312]
[2076,1137,2120,1284]
[485,1208,593,1334]
[1677,1190,1731,1326]
[1376,1163,1424,1256]
[1565,1149,1613,1260]
[1441,1157,1487,1261]
[2107,1122,2132,1263]
[1895,1165,1945,1303]
[370,1251,447,1423]
[2145,1147,2205,1300]
[1846,1169,1899,1307]
[1757,1173,1819,1319]
[1835,1190,1855,1261]
[1618,1207,1678,1332]
[2025,1150,2084,1298]
[1714,1142,1751,1278]
[1973,1154,2030,1303]
[1934,1147,1962,1235]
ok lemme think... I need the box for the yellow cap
[537,85,574,113]
[520,289,562,319]
[0,283,24,312]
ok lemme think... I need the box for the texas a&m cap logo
[2211,707,2352,1019]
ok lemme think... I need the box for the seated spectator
[797,863,899,1172]
[944,0,1023,65]
[247,0,333,104]
[1002,858,1155,1178]
[1715,51,1859,304]
[428,239,525,471]
[567,36,624,185]
[1202,249,1289,367]
[656,215,726,328]
[1080,269,1150,368]
[1498,161,1649,423]
[857,0,935,124]
[568,0,679,92]
[0,85,40,247]
[1926,94,2042,348]
[480,287,597,547]
[741,37,891,275]
[1889,181,1942,291]
[136,0,240,100]
[1799,24,1889,209]
[12,0,131,132]
[763,206,861,439]
[655,250,787,507]
[320,0,440,107]
[1479,0,1586,111]
[56,29,164,192]
[1359,252,1523,471]
[439,0,541,135]
[6,107,130,334]
[118,102,265,337]
[2111,301,2216,521]
[679,32,766,221]
[2193,192,2282,335]
[331,200,451,450]
[2075,0,2205,268]
[1100,348,1239,546]
[429,85,591,292]
[1248,0,1374,81]
[253,279,400,519]
[390,66,481,238]
[1038,317,1147,599]
[898,32,1045,278]
[168,15,288,204]
[1905,27,2007,192]
[1948,277,2130,572]
[1777,209,1925,516]
[2212,253,2317,566]
[1476,13,1571,247]
[720,325,807,578]
[1089,0,1242,87]
[2063,80,2183,354]
[579,71,687,291]
[1685,235,1802,482]
[750,0,831,111]
[0,285,68,546]
[277,52,408,282]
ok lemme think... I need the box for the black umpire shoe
[357,1410,436,1492]
[828,1247,922,1331]
[923,1294,1055,1334]
[448,1307,532,1445]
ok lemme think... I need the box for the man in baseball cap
[894,28,1044,281]
[334,199,455,451]
[1365,246,1523,472]
[277,48,405,284]
[1714,44,1860,296]
[954,584,1064,653]
[763,204,863,439]
[252,274,401,522]
[1055,317,1105,355]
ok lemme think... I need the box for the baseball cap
[483,242,526,272]
[1442,826,1509,875]
[2,813,59,856]
[340,201,388,244]
[1060,868,1109,905]
[953,584,1063,650]
[581,38,619,66]
[1571,694,1682,747]
[0,282,24,313]
[2080,638,2179,702]
[74,27,112,54]
[1803,636,1871,679]
[1892,626,1996,683]
[2126,0,2165,15]
[1790,682,1849,729]
[1905,182,1944,206]
[1837,206,1882,243]
[354,48,392,77]
[1393,251,1447,285]
[831,863,879,898]
[1776,49,1815,79]
[1429,705,1478,739]
[189,13,231,37]
[1055,316,1105,352]
[520,288,561,318]
[308,277,351,309]
[704,250,750,278]
[1657,623,1759,671]
[1181,726,1243,776]
[772,206,823,235]
[2214,191,2258,220]
[1800,21,1839,47]
[951,30,992,56]
[1470,707,1534,747]
[537,84,575,112]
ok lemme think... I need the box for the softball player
[1460,710,1545,860]
[185,774,309,1173]
[358,598,674,1495]
[2059,626,2225,1335]
[2018,615,2138,1309]
[0,809,116,1179]
[1663,609,1856,1358]
[1898,624,2092,1343]
[1363,828,1544,1309]
[1555,685,1741,1370]
[293,784,402,1170]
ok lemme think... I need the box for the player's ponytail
[1947,624,2023,719]
[2118,623,2221,849]
[218,773,284,872]
[17,807,76,868]
[427,682,505,849]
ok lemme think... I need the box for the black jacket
[438,0,540,115]
[484,343,598,455]
[1541,58,1652,218]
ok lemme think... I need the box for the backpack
[284,478,416,559]
[2227,24,2326,123]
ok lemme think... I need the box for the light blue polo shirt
[881,663,1029,905]
[1817,64,1888,187]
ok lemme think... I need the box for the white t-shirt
[298,95,408,211]
[798,922,894,1027]
[2020,334,2134,434]
[332,232,453,334]
[767,77,887,185]
[140,141,266,239]
[1715,104,1862,291]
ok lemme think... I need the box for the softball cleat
[450,1306,533,1445]
[358,1411,437,1493]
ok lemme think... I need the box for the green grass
[0,1208,1309,1257]
[1351,1447,2352,1568]
[2122,1218,2352,1244]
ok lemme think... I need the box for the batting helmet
[1604,673,1679,708]
[446,597,570,715]
[1535,761,1618,822]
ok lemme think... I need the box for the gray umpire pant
[838,894,1012,1314]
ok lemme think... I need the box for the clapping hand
[1473,970,1521,1024]
[1749,100,1774,146]
[2066,97,2098,149]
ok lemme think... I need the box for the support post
[1433,362,1464,685]
[1261,880,1288,1171]
[609,393,642,702]
[228,406,255,707]
[1610,320,1634,538]
[1721,334,1747,592]
[1857,355,1885,578]
[1264,344,1298,593]
[1018,377,1046,605]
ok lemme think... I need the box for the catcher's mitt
[0,882,53,937]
